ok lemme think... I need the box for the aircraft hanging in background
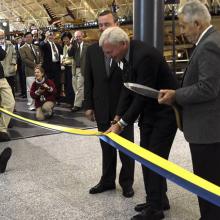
[43,4,84,27]
[63,6,76,20]
[43,3,62,26]
[109,0,119,13]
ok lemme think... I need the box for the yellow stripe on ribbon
[1,107,220,206]
[106,132,220,197]
[0,107,101,136]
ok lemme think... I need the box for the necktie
[51,42,59,61]
[105,57,111,77]
[110,59,117,73]
[75,43,81,67]
[122,58,129,82]
[78,43,81,56]
[30,44,37,63]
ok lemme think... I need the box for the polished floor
[0,120,200,220]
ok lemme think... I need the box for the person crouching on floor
[30,65,56,121]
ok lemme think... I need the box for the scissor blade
[124,83,159,99]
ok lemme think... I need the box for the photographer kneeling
[30,65,56,121]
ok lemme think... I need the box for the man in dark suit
[159,1,220,219]
[100,27,177,219]
[40,31,62,102]
[84,10,135,198]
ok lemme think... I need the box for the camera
[40,95,46,102]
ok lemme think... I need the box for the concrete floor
[0,125,200,220]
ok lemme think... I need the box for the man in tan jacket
[0,29,17,97]
[0,38,15,141]
[19,32,43,111]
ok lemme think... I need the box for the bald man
[68,30,88,112]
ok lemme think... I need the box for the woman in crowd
[30,65,56,121]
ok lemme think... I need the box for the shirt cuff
[119,118,128,127]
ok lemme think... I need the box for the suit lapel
[109,59,119,78]
[181,27,216,86]
[81,44,86,56]
[25,44,32,57]
[97,45,109,79]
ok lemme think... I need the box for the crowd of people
[1,27,88,114]
[0,0,220,219]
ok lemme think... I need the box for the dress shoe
[0,132,11,142]
[71,106,81,112]
[135,195,170,212]
[45,110,54,119]
[123,188,134,198]
[134,201,170,212]
[131,206,164,220]
[8,119,14,128]
[0,147,12,173]
[28,107,35,111]
[89,183,116,194]
[65,103,73,108]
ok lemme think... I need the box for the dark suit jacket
[176,27,220,144]
[19,43,42,77]
[15,44,22,66]
[84,43,126,127]
[117,40,178,126]
[40,41,62,74]
[0,46,6,79]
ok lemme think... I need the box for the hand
[70,38,74,44]
[110,115,121,125]
[158,89,176,105]
[42,83,50,90]
[105,123,123,134]
[113,115,120,122]
[38,88,45,94]
[85,109,95,121]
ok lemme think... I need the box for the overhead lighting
[2,21,8,27]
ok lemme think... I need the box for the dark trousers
[140,119,176,210]
[64,66,74,104]
[17,63,26,96]
[46,62,61,101]
[189,143,220,220]
[98,123,135,190]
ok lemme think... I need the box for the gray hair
[178,0,211,24]
[74,30,84,37]
[99,27,129,47]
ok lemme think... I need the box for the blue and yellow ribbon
[1,107,220,207]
